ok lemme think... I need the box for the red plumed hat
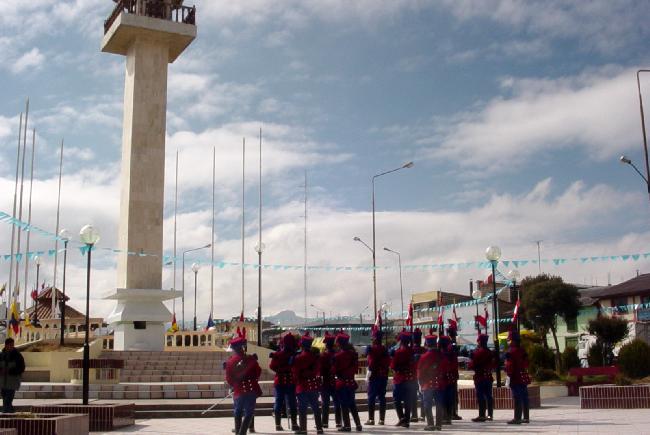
[335,330,350,346]
[230,327,247,348]
[323,331,336,345]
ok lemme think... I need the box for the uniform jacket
[469,346,494,384]
[225,353,262,398]
[333,347,359,391]
[365,344,390,380]
[446,346,460,383]
[417,349,449,391]
[269,348,295,386]
[319,349,336,390]
[0,348,25,391]
[505,345,531,386]
[292,348,321,393]
[390,345,415,385]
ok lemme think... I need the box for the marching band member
[292,332,324,434]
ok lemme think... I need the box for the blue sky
[1,0,650,320]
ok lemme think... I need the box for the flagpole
[241,137,246,318]
[173,150,178,315]
[15,98,29,312]
[303,170,308,322]
[23,128,36,308]
[211,146,215,318]
[256,127,262,347]
[7,111,23,321]
[52,139,64,319]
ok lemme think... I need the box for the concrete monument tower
[101,0,196,350]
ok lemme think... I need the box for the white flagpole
[14,98,29,311]
[23,128,36,307]
[52,138,64,317]
[304,170,308,321]
[210,146,215,317]
[241,137,246,317]
[7,111,23,319]
[173,150,178,314]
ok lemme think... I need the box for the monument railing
[105,0,196,33]
[165,330,231,351]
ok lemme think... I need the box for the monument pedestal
[105,289,180,351]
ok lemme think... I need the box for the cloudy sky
[1,0,650,323]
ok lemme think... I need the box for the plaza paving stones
[91,397,650,434]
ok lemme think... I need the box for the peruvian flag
[512,298,521,322]
[405,303,413,327]
[475,314,487,328]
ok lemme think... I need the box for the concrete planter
[0,414,88,435]
[458,386,541,409]
[580,384,650,409]
[31,403,134,432]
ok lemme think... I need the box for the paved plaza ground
[88,397,649,434]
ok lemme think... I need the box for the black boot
[410,399,419,423]
[338,408,351,432]
[435,400,444,430]
[322,406,329,429]
[234,415,242,434]
[403,404,411,428]
[523,402,530,424]
[472,399,486,422]
[314,408,324,434]
[249,416,256,433]
[350,406,362,431]
[365,402,375,425]
[335,405,342,428]
[294,413,307,434]
[290,411,299,432]
[507,402,522,425]
[378,403,386,425]
[275,413,284,431]
[424,408,436,431]
[239,415,253,435]
[487,397,494,421]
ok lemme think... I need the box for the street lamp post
[255,242,265,347]
[485,245,502,388]
[59,229,70,346]
[507,269,521,334]
[353,236,374,311]
[371,162,414,315]
[384,247,404,324]
[182,244,211,330]
[80,224,100,406]
[191,263,200,331]
[636,69,650,202]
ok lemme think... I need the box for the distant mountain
[265,310,306,326]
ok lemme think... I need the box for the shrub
[587,342,605,367]
[561,346,580,372]
[534,368,559,382]
[614,373,633,386]
[529,344,555,373]
[617,339,650,379]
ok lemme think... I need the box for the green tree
[587,315,629,365]
[521,274,580,371]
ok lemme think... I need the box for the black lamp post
[59,229,70,346]
[80,224,100,406]
[371,162,414,315]
[182,243,211,330]
[191,262,199,331]
[486,245,502,388]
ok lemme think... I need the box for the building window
[133,321,147,330]
[612,297,629,314]
[566,316,578,332]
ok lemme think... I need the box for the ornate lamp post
[182,243,211,330]
[191,262,200,331]
[485,245,502,387]
[59,229,70,346]
[80,224,100,406]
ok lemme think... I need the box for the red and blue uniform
[225,329,260,435]
[333,332,362,431]
[505,333,531,423]
[417,333,447,430]
[319,332,340,428]
[365,326,389,423]
[269,333,298,429]
[391,331,415,426]
[469,334,494,421]
[292,334,323,432]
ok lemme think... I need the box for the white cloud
[418,68,643,171]
[10,48,45,74]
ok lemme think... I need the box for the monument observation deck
[105,0,196,33]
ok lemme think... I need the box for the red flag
[512,298,520,322]
[239,311,244,322]
[437,307,444,331]
[30,289,38,301]
[475,314,487,328]
[405,303,413,327]
[374,310,382,329]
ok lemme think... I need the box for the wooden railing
[105,0,196,33]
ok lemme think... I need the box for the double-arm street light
[59,229,70,346]
[182,243,211,330]
[80,224,100,406]
[383,247,404,324]
[485,245,502,388]
[370,162,414,315]
[636,69,650,202]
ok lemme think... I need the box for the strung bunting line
[278,317,515,332]
[3,209,650,272]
